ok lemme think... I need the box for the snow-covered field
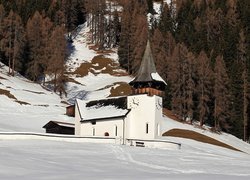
[0,139,249,180]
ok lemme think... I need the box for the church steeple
[129,40,167,97]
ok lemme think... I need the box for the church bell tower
[129,40,167,97]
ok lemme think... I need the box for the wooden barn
[43,121,75,135]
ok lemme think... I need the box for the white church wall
[75,103,82,136]
[155,96,163,137]
[127,94,163,140]
[80,118,124,138]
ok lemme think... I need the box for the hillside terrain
[65,23,132,103]
[0,5,250,179]
[0,63,73,132]
[0,21,249,153]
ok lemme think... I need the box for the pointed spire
[133,40,157,82]
[129,40,166,89]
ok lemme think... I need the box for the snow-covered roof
[151,72,167,85]
[76,97,129,121]
[43,121,75,128]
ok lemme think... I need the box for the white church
[75,40,167,145]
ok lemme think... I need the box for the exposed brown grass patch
[0,88,30,105]
[15,100,30,105]
[72,55,128,77]
[0,76,6,80]
[89,44,115,54]
[109,82,132,97]
[96,49,115,55]
[0,88,17,100]
[61,100,70,105]
[163,128,240,151]
[66,77,84,85]
[73,62,92,77]
[88,44,99,51]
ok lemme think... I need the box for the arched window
[104,132,109,136]
[146,123,149,134]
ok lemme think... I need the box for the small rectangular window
[93,128,95,136]
[146,123,149,134]
[157,124,160,136]
[115,125,118,136]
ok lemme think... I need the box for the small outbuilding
[43,121,75,135]
[66,105,75,117]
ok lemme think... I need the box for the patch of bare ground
[0,76,6,79]
[0,88,17,99]
[96,49,116,55]
[61,101,70,105]
[34,104,49,107]
[89,44,116,55]
[0,88,30,105]
[109,82,132,97]
[72,55,128,77]
[15,100,30,105]
[163,128,240,152]
[73,62,92,77]
[66,77,84,85]
[23,90,45,94]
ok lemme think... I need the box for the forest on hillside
[0,0,249,141]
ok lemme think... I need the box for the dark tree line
[116,0,250,141]
[0,0,86,95]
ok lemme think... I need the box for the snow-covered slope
[0,64,73,132]
[66,23,132,102]
[162,116,250,154]
[1,22,249,152]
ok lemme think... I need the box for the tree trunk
[243,70,248,141]
[54,72,57,92]
[8,38,12,75]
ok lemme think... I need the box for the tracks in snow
[110,144,204,174]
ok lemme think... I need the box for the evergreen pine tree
[26,11,44,81]
[196,51,212,126]
[214,55,231,131]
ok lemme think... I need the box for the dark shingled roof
[129,40,166,89]
[86,96,127,109]
[76,97,130,122]
[132,40,157,82]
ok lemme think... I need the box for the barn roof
[76,96,130,122]
[129,40,167,86]
[43,121,75,128]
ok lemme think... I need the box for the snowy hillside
[0,16,250,179]
[0,64,73,132]
[66,23,132,103]
[162,116,250,154]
